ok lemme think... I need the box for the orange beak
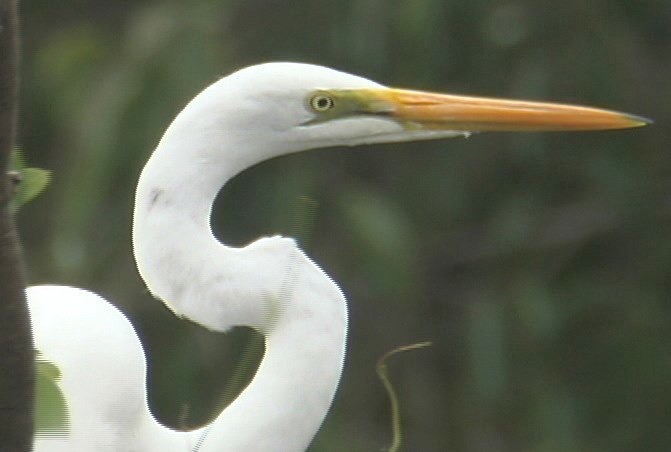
[360,88,650,132]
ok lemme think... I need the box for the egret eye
[309,94,335,112]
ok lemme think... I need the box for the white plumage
[29,62,646,451]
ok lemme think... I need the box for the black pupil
[317,97,331,109]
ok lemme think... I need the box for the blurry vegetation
[18,1,670,451]
[35,352,69,435]
[9,149,51,213]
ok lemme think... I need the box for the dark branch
[0,0,34,449]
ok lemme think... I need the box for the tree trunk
[0,0,34,449]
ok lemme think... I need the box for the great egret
[27,62,648,451]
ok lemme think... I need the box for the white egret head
[173,62,648,164]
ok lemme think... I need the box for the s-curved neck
[132,89,347,450]
[193,269,347,451]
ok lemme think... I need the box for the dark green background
[19,1,670,451]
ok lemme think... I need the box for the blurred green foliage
[9,149,51,213]
[18,1,670,451]
[35,352,68,434]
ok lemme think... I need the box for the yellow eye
[309,94,335,112]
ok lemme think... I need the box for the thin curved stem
[376,341,432,452]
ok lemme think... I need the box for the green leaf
[9,149,52,212]
[35,352,70,435]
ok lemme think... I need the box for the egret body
[28,62,647,451]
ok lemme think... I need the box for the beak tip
[629,114,654,128]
